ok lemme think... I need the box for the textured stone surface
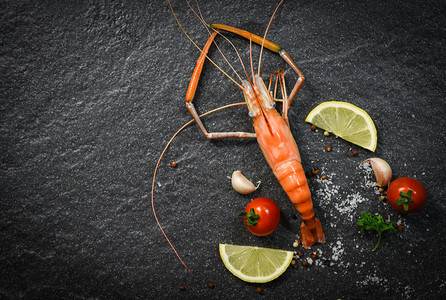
[1,0,445,298]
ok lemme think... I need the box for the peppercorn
[311,125,317,131]
[256,287,263,294]
[312,168,320,175]
[208,282,214,289]
[292,263,298,269]
[297,251,303,257]
[397,224,404,231]
[302,260,309,266]
[179,285,185,291]
[321,175,327,180]
[326,145,332,152]
[170,161,177,167]
[345,148,359,156]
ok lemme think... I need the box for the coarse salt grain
[359,162,380,192]
[357,274,389,291]
[331,240,344,262]
[333,192,367,220]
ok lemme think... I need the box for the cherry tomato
[240,197,280,236]
[387,177,427,213]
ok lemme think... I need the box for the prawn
[158,0,325,269]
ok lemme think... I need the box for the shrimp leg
[186,30,256,139]
[209,23,305,125]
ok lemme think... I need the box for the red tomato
[387,177,427,213]
[240,197,280,236]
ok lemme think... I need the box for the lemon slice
[305,101,377,151]
[219,244,293,283]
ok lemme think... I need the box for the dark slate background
[1,0,445,299]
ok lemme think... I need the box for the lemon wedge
[305,101,378,151]
[219,244,293,283]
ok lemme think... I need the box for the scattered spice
[311,125,317,131]
[326,145,332,152]
[256,287,264,295]
[208,282,214,289]
[302,260,309,266]
[311,251,318,260]
[345,148,359,156]
[321,175,327,180]
[297,251,303,257]
[179,285,185,291]
[292,263,298,269]
[324,131,330,136]
[397,224,404,231]
[170,161,177,167]
[305,168,320,178]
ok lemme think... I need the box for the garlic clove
[361,157,392,187]
[231,170,260,194]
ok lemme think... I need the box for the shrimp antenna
[185,0,251,88]
[168,0,244,90]
[151,102,246,271]
[258,0,284,75]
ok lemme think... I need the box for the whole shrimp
[158,0,325,269]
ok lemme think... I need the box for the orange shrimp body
[243,75,325,249]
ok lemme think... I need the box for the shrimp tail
[301,218,325,249]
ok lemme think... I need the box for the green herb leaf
[358,212,397,251]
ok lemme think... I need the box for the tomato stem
[240,208,260,226]
[395,190,415,211]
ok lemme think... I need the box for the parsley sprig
[358,212,397,252]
